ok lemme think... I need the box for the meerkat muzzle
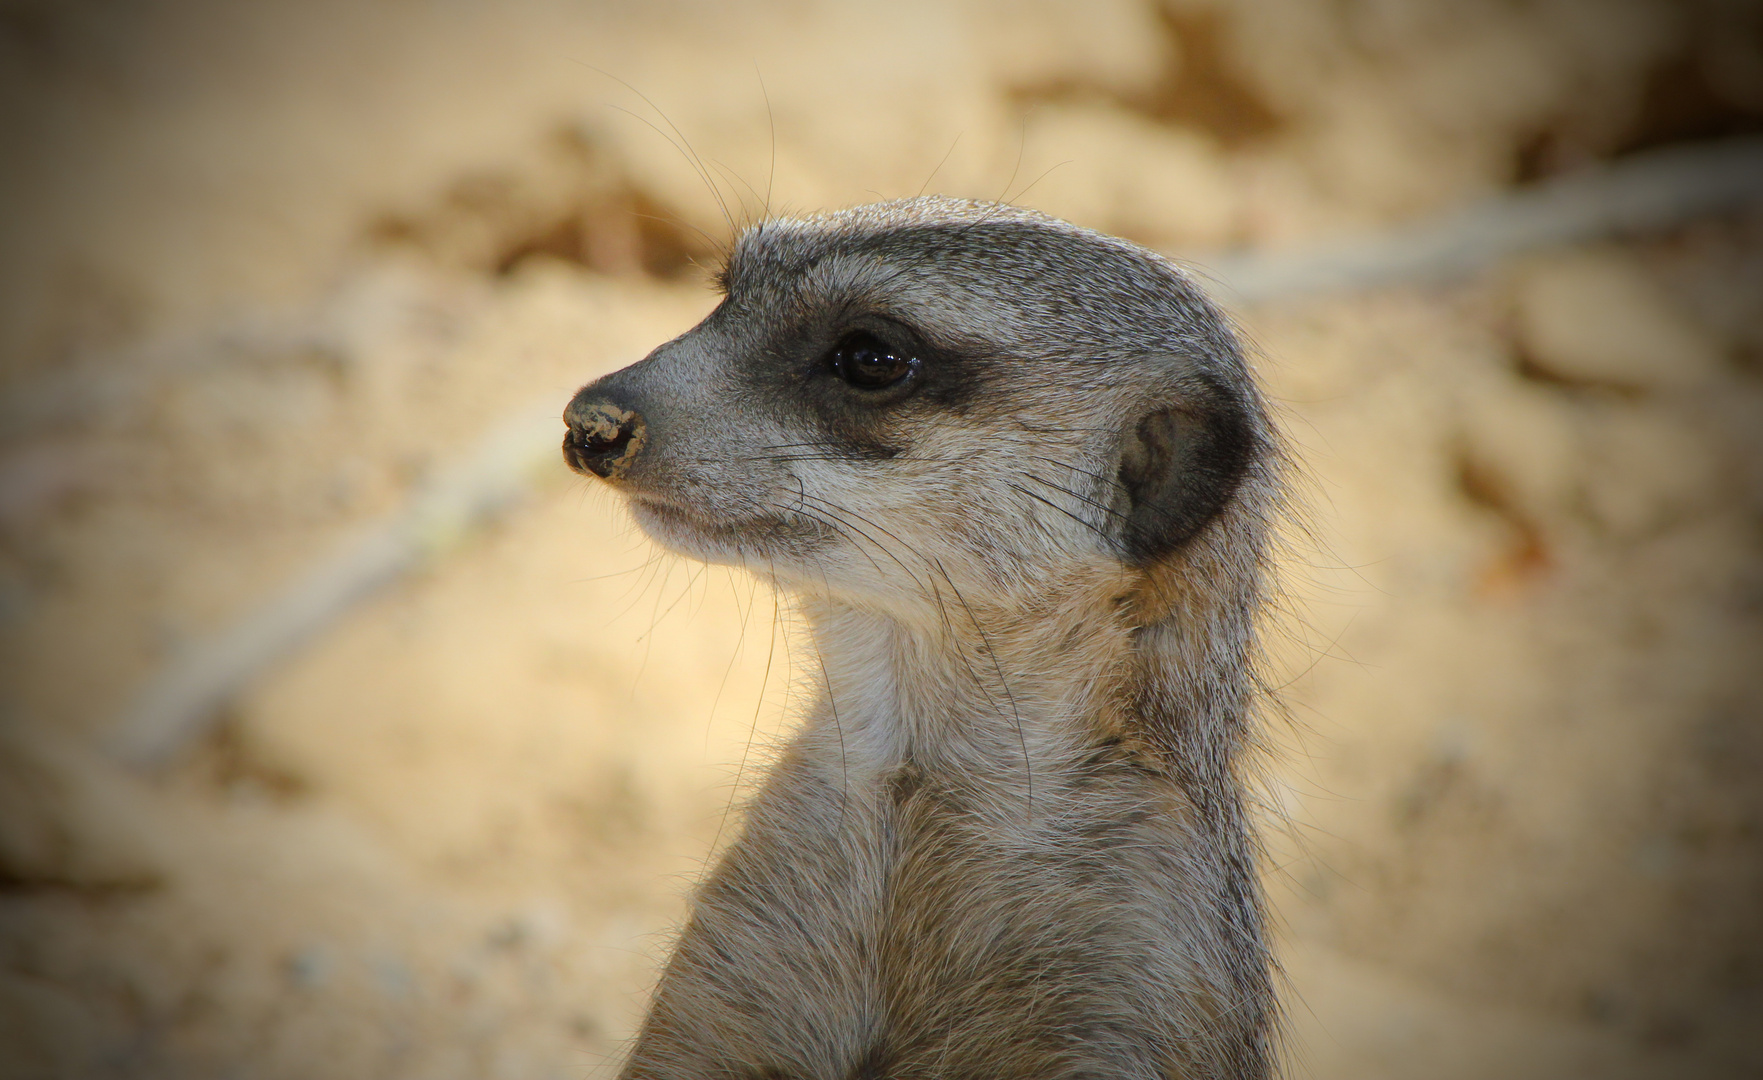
[563,395,648,481]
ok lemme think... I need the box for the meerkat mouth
[627,493,834,564]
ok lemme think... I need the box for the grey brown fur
[564,197,1282,1079]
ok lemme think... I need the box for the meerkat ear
[1115,382,1255,564]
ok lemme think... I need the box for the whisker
[994,119,1027,207]
[711,575,780,856]
[918,133,961,198]
[608,547,674,625]
[1007,481,1111,544]
[1006,158,1071,206]
[757,66,776,220]
[1029,454,1118,490]
[794,492,939,598]
[1021,473,1131,523]
[788,499,1002,738]
[601,104,736,240]
[930,557,1034,816]
[583,66,738,238]
[567,553,664,586]
[623,556,677,697]
[635,561,708,645]
[789,502,889,581]
[704,570,761,753]
[810,594,850,822]
[625,209,724,261]
[708,156,770,225]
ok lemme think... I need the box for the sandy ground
[1,1,1761,1077]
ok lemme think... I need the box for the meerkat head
[564,197,1270,628]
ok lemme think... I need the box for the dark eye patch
[826,331,917,390]
[726,303,987,463]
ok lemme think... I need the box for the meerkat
[563,196,1282,1079]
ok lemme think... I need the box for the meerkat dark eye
[828,331,916,390]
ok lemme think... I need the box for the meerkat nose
[563,391,648,482]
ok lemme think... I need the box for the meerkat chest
[767,712,1200,941]
[677,731,1219,1069]
[875,742,1197,910]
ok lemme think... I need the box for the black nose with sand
[564,387,648,481]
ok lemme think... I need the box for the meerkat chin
[564,196,1281,1079]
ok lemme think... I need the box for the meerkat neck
[797,592,1141,780]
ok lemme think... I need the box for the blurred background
[1,0,1761,1077]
